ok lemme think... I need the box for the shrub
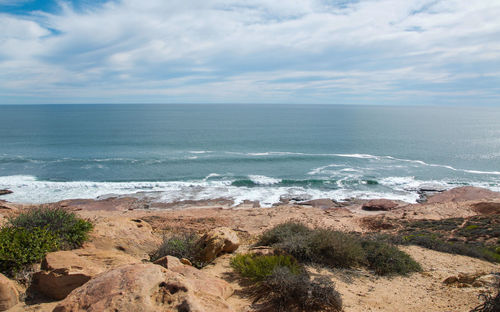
[252,267,342,312]
[257,222,312,246]
[9,207,93,249]
[230,253,302,281]
[150,232,202,267]
[361,240,422,275]
[0,226,60,276]
[306,229,366,268]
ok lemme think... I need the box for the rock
[472,202,500,215]
[180,258,192,266]
[32,251,104,300]
[0,190,12,196]
[56,197,142,211]
[443,276,459,285]
[249,246,277,256]
[362,199,398,211]
[475,274,500,287]
[299,198,338,209]
[72,247,141,270]
[0,273,18,311]
[279,194,312,204]
[152,256,169,268]
[426,187,500,204]
[53,263,233,312]
[194,227,240,263]
[87,217,161,259]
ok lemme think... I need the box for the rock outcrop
[87,217,161,259]
[32,251,104,300]
[0,273,19,311]
[362,199,398,211]
[0,190,12,196]
[53,263,233,312]
[300,198,338,209]
[194,227,240,263]
[426,186,500,204]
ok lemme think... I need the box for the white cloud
[0,0,499,104]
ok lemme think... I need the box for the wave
[1,174,499,208]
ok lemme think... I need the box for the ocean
[1,104,499,207]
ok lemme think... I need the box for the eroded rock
[362,199,398,211]
[0,273,18,311]
[194,227,240,263]
[32,251,104,300]
[53,263,233,312]
[88,217,161,259]
[426,187,500,204]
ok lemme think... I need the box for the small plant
[257,222,312,246]
[9,207,93,249]
[361,240,422,276]
[230,253,303,281]
[306,229,366,268]
[150,232,202,267]
[0,226,60,276]
[251,267,342,312]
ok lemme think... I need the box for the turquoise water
[0,104,499,206]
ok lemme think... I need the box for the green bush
[9,207,93,249]
[361,240,422,276]
[230,253,302,281]
[0,226,60,275]
[258,222,422,276]
[306,229,366,268]
[150,232,202,267]
[251,267,342,312]
[257,222,312,246]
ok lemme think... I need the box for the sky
[0,0,499,105]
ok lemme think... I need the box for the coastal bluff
[0,186,498,311]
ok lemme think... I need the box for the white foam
[248,175,281,185]
[189,151,212,154]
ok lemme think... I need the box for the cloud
[0,0,499,104]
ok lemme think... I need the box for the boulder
[72,247,141,270]
[194,227,240,263]
[87,217,161,259]
[0,190,12,196]
[362,199,398,211]
[0,273,18,311]
[53,263,233,312]
[426,186,500,204]
[32,251,104,300]
[299,198,338,209]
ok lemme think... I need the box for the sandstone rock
[300,198,338,209]
[362,199,398,211]
[88,217,161,259]
[153,256,169,268]
[32,251,104,300]
[0,273,18,311]
[180,258,192,266]
[53,263,233,312]
[72,247,141,270]
[249,246,277,256]
[426,186,500,204]
[0,190,12,196]
[194,227,240,263]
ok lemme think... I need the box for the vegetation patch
[231,253,342,312]
[150,232,206,268]
[0,226,60,276]
[361,240,422,276]
[257,222,421,276]
[0,207,93,277]
[9,207,93,249]
[230,253,302,281]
